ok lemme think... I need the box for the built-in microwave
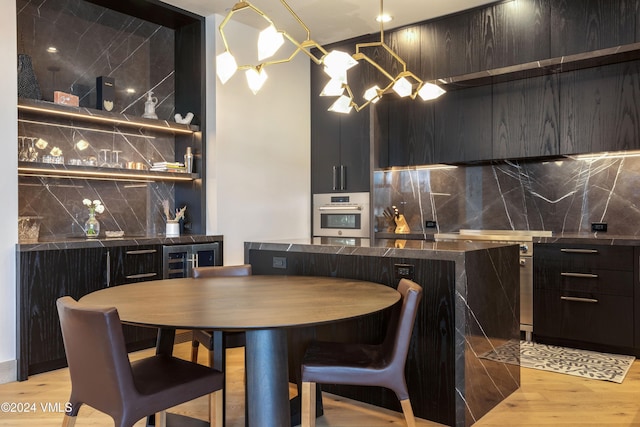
[313,192,370,238]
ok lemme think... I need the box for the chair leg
[210,390,223,427]
[191,340,200,363]
[61,414,77,427]
[301,381,317,427]
[399,399,416,427]
[156,410,167,427]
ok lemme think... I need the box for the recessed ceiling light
[126,88,136,94]
[46,46,58,53]
[376,14,392,23]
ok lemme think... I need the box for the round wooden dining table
[80,274,400,427]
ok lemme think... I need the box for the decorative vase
[166,221,180,237]
[84,212,100,238]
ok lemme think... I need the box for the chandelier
[215,0,445,112]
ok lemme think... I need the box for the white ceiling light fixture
[328,95,353,114]
[245,67,268,94]
[257,25,285,60]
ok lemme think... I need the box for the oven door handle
[318,206,362,211]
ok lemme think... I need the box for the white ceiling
[162,0,498,45]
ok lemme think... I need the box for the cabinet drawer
[538,244,633,272]
[538,268,632,296]
[535,289,633,348]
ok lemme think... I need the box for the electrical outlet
[394,263,414,280]
[272,256,287,269]
[591,222,607,232]
[425,220,437,229]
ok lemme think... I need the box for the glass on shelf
[18,137,28,161]
[111,150,123,168]
[27,137,38,162]
[99,148,111,167]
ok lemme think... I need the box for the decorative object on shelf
[105,230,124,238]
[17,54,42,100]
[18,216,41,243]
[321,0,445,113]
[96,76,115,111]
[142,90,158,119]
[184,147,193,173]
[175,112,194,124]
[54,91,79,106]
[82,199,104,238]
[163,200,186,237]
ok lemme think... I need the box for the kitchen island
[245,238,520,427]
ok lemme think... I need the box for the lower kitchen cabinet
[533,243,636,354]
[17,245,162,381]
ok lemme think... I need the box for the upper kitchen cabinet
[560,60,640,155]
[434,85,492,163]
[550,0,636,57]
[311,40,371,194]
[16,0,206,239]
[492,73,561,159]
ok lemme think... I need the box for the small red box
[54,91,79,106]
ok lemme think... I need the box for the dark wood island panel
[245,239,520,427]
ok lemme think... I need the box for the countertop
[17,234,224,252]
[376,231,640,246]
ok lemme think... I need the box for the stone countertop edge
[16,234,224,252]
[244,239,518,262]
[534,233,640,246]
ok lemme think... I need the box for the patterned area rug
[479,340,635,383]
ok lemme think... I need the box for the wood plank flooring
[1,342,640,426]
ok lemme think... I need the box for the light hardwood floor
[1,341,640,426]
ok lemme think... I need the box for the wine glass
[18,137,28,161]
[99,149,111,167]
[111,150,123,168]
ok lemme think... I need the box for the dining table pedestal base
[246,328,291,427]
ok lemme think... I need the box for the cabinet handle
[106,250,111,287]
[126,249,157,255]
[561,296,599,304]
[560,272,599,278]
[560,248,599,254]
[332,166,338,191]
[125,272,158,279]
[340,165,346,190]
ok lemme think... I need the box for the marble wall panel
[17,0,180,240]
[17,0,175,119]
[374,155,640,235]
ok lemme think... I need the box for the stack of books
[150,161,185,172]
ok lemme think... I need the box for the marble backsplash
[374,154,640,236]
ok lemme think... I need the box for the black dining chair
[300,278,423,427]
[56,296,224,427]
[189,264,252,424]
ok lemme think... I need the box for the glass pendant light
[320,77,346,97]
[258,25,285,61]
[245,67,268,94]
[328,95,353,114]
[363,85,381,103]
[323,50,358,79]
[417,82,446,101]
[392,77,413,97]
[216,51,238,84]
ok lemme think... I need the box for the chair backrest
[192,264,252,278]
[56,296,135,416]
[381,278,423,369]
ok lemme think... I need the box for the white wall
[0,2,19,383]
[207,15,311,264]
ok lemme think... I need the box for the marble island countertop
[17,234,224,252]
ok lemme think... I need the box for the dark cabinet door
[311,54,370,194]
[109,245,162,349]
[435,85,492,163]
[492,74,560,159]
[384,97,435,167]
[17,247,108,380]
[560,60,640,155]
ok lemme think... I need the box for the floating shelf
[18,162,198,182]
[18,98,199,134]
